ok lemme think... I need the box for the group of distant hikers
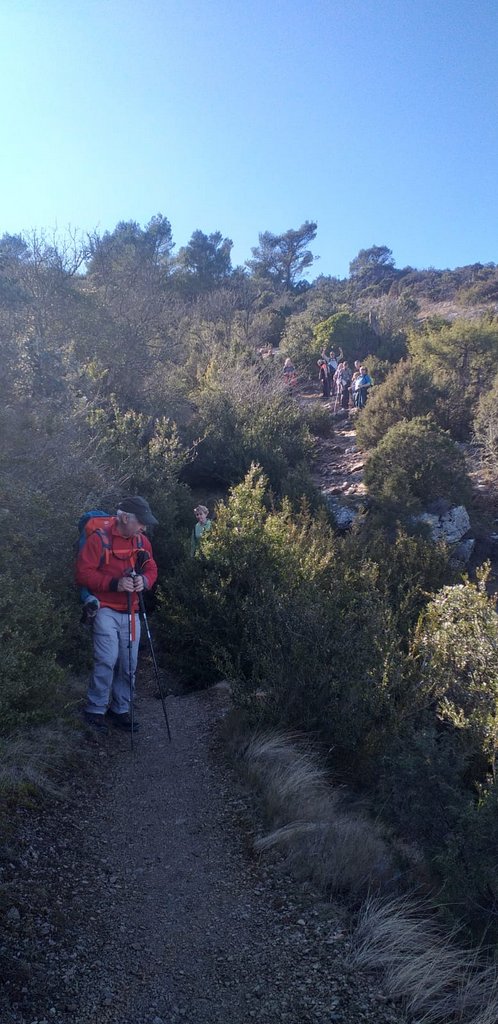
[282,348,373,409]
[76,499,211,736]
[317,352,373,409]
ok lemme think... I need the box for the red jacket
[75,520,158,612]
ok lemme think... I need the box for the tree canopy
[176,229,233,292]
[246,220,318,291]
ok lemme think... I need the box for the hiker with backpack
[75,496,159,734]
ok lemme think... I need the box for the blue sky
[0,0,497,278]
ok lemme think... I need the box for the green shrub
[473,370,498,470]
[359,355,395,387]
[88,396,193,573]
[412,574,498,773]
[356,360,440,450]
[281,309,378,375]
[185,359,317,499]
[342,525,453,643]
[157,466,404,777]
[312,311,378,363]
[364,417,471,513]
[378,575,498,936]
[435,778,498,936]
[407,317,498,441]
[0,572,65,733]
[300,401,335,438]
[279,309,317,374]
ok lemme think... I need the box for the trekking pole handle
[124,568,146,591]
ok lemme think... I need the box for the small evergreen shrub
[407,317,498,441]
[473,371,498,470]
[356,360,440,450]
[186,359,317,497]
[379,574,498,935]
[342,526,453,643]
[157,466,404,778]
[364,417,471,513]
[435,778,498,935]
[300,402,334,438]
[359,355,394,387]
[412,574,498,773]
[0,572,65,733]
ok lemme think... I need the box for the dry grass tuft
[242,732,335,823]
[239,730,498,1021]
[0,720,86,804]
[352,895,498,1023]
[240,730,392,894]
[256,816,390,893]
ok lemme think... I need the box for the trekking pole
[138,591,172,742]
[132,550,172,741]
[127,591,135,751]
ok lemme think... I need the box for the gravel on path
[0,689,406,1024]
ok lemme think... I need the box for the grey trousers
[85,606,141,716]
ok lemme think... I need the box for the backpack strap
[93,527,113,568]
[93,522,143,568]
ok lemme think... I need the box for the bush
[0,572,66,733]
[364,417,472,514]
[88,396,194,574]
[473,371,498,470]
[185,359,317,500]
[412,574,498,773]
[300,402,335,438]
[279,309,317,375]
[312,311,378,363]
[359,354,395,387]
[378,575,498,936]
[342,525,453,643]
[157,465,404,777]
[407,317,498,441]
[435,778,498,936]
[356,360,440,450]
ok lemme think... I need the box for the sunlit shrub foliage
[364,417,471,513]
[185,359,318,501]
[355,360,440,450]
[378,574,498,932]
[158,465,404,777]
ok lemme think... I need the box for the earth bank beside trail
[1,688,406,1024]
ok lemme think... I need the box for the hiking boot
[84,712,109,734]
[107,710,139,733]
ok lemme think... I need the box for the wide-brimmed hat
[119,496,159,526]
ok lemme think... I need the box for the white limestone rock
[326,496,358,530]
[439,506,471,544]
[416,506,470,544]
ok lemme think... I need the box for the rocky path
[305,395,367,526]
[1,688,405,1024]
[313,416,365,502]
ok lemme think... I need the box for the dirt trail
[313,417,366,505]
[298,390,367,517]
[1,688,405,1024]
